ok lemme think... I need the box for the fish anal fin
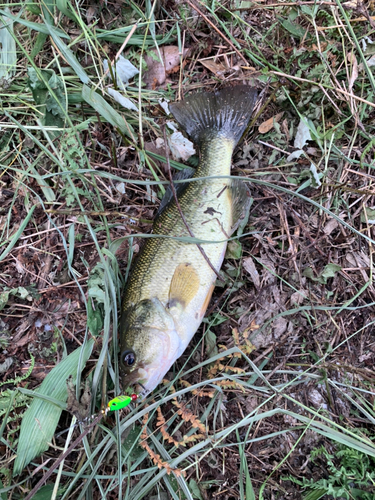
[168,263,200,309]
[229,179,252,236]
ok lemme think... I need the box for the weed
[283,443,375,499]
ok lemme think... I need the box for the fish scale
[125,138,234,305]
[120,86,257,396]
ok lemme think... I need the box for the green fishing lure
[107,393,138,412]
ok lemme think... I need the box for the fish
[119,85,257,397]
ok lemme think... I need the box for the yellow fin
[168,263,200,309]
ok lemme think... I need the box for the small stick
[101,22,139,82]
[162,125,225,282]
[271,70,375,109]
[24,413,103,500]
[186,0,248,65]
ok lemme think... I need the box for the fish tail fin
[169,85,257,146]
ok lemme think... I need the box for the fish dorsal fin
[229,179,252,236]
[168,263,200,309]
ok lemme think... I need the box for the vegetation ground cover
[1,0,375,498]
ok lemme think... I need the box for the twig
[237,1,336,7]
[270,72,375,109]
[100,22,139,84]
[185,0,248,64]
[258,140,289,156]
[24,413,103,500]
[162,125,224,282]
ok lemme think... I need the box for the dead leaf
[243,256,260,288]
[144,46,190,89]
[342,0,359,8]
[168,131,195,161]
[347,51,358,92]
[359,352,374,362]
[281,118,290,141]
[273,316,288,337]
[309,388,326,409]
[345,251,373,285]
[166,121,196,161]
[66,376,92,422]
[258,112,284,134]
[294,116,312,149]
[287,150,304,162]
[200,59,227,76]
[245,396,258,414]
[323,218,338,235]
[144,139,168,170]
[86,6,96,24]
[290,290,307,305]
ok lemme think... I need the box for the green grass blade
[303,490,327,500]
[82,85,136,139]
[0,9,16,81]
[0,9,70,38]
[46,24,90,83]
[0,478,4,500]
[41,0,55,25]
[13,339,94,475]
[56,0,77,21]
[0,206,36,261]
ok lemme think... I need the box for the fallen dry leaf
[342,0,359,8]
[290,290,307,305]
[243,256,260,288]
[86,6,96,24]
[323,218,338,235]
[167,131,196,161]
[294,116,312,149]
[200,58,227,77]
[258,112,284,134]
[273,316,288,337]
[143,46,190,89]
[347,51,358,92]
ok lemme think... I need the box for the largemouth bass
[120,86,257,397]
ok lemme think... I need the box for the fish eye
[121,349,136,367]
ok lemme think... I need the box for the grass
[1,0,375,498]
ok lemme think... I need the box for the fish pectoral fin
[168,263,200,309]
[229,179,252,236]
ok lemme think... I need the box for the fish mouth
[120,364,159,399]
[141,358,171,394]
[121,353,175,399]
[120,363,145,392]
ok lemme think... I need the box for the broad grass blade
[0,9,69,38]
[13,339,94,475]
[82,85,136,139]
[46,24,90,84]
[0,8,16,81]
[0,206,36,261]
[56,0,77,21]
[41,0,55,25]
